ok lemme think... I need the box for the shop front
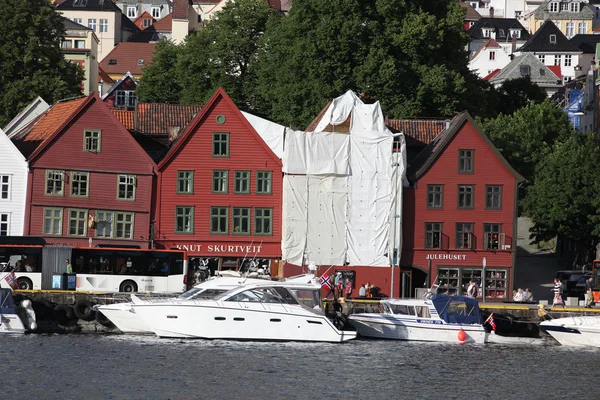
[156,241,282,287]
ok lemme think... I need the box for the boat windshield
[219,286,300,305]
[431,295,482,324]
[289,288,322,311]
[177,288,228,300]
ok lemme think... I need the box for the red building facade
[17,93,157,249]
[154,88,283,277]
[401,112,523,300]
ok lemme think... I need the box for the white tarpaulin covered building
[282,91,407,268]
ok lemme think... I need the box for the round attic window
[216,115,226,124]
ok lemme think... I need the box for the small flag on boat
[320,274,333,289]
[4,271,18,289]
[485,313,497,332]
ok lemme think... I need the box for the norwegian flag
[4,272,18,289]
[320,273,333,289]
[485,313,497,332]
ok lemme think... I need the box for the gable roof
[151,13,172,31]
[3,96,50,138]
[386,119,447,145]
[136,103,202,136]
[0,128,26,163]
[490,52,562,86]
[534,0,595,19]
[128,13,172,42]
[11,96,89,158]
[99,42,156,75]
[483,68,501,80]
[56,0,121,12]
[101,71,138,100]
[133,11,156,29]
[121,13,142,33]
[471,38,501,60]
[408,112,524,182]
[468,18,530,41]
[570,34,600,53]
[548,65,562,80]
[158,87,282,170]
[518,20,581,53]
[98,66,115,84]
[459,1,482,21]
[62,16,93,31]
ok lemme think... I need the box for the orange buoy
[458,329,467,342]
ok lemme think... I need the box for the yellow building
[529,0,594,38]
[60,17,99,95]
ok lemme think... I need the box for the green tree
[255,0,481,128]
[478,100,574,184]
[0,0,83,127]
[137,39,183,103]
[495,76,547,116]
[523,133,600,265]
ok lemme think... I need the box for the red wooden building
[154,88,283,278]
[13,93,157,248]
[401,112,523,300]
[102,72,138,109]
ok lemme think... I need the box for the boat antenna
[242,240,263,283]
[239,240,254,277]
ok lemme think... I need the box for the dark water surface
[2,334,595,400]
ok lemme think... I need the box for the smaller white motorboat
[348,294,486,343]
[0,288,37,334]
[540,315,600,347]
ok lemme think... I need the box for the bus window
[170,253,184,275]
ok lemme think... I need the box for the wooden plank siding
[25,94,156,248]
[155,88,283,259]
[401,118,520,299]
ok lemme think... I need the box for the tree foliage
[0,0,83,127]
[523,133,600,265]
[255,0,481,128]
[494,76,547,117]
[138,0,278,108]
[478,100,574,184]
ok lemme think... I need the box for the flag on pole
[485,312,497,332]
[4,271,18,289]
[320,273,333,289]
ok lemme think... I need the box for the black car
[555,270,591,299]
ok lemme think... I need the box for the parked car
[555,270,591,299]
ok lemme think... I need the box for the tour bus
[0,237,188,293]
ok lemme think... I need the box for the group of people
[326,272,378,299]
[512,288,534,302]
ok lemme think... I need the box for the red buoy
[458,329,467,342]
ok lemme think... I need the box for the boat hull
[349,314,486,344]
[0,313,27,334]
[97,303,151,334]
[134,302,356,343]
[541,316,600,347]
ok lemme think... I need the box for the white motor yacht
[0,288,37,334]
[131,280,356,342]
[540,315,600,347]
[96,275,281,334]
[348,294,486,343]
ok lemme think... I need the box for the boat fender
[53,304,75,326]
[20,299,37,331]
[73,300,96,321]
[95,310,114,328]
[458,329,467,342]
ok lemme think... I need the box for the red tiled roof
[386,119,448,145]
[111,109,135,130]
[134,11,156,30]
[459,1,482,21]
[98,66,115,84]
[99,42,157,75]
[136,103,202,136]
[483,68,501,81]
[471,38,501,60]
[12,96,88,157]
[151,13,172,32]
[548,65,562,79]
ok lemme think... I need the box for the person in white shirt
[358,284,366,297]
[466,280,476,297]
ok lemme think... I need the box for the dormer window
[561,2,569,11]
[510,29,521,39]
[482,28,494,38]
[137,59,145,65]
[143,18,152,28]
[108,59,117,65]
[549,34,557,44]
[127,6,137,18]
[498,29,505,38]
[520,65,531,76]
[571,2,579,12]
[549,1,558,12]
[73,0,87,6]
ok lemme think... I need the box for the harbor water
[4,334,595,400]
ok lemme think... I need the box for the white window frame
[88,18,96,31]
[564,55,572,67]
[510,29,521,39]
[549,1,558,12]
[127,6,137,18]
[0,175,10,201]
[45,170,65,196]
[115,90,137,107]
[143,18,152,28]
[84,130,101,152]
[0,213,9,236]
[538,54,546,64]
[73,18,82,24]
[578,22,588,35]
[70,171,90,198]
[571,2,579,12]
[100,19,108,33]
[489,51,496,61]
[74,40,86,49]
[43,208,63,236]
[95,210,113,238]
[117,174,136,200]
[560,2,569,11]
[554,55,562,66]
[566,22,575,38]
[151,6,161,18]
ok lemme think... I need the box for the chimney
[511,33,517,54]
[489,7,494,18]
[172,0,189,20]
